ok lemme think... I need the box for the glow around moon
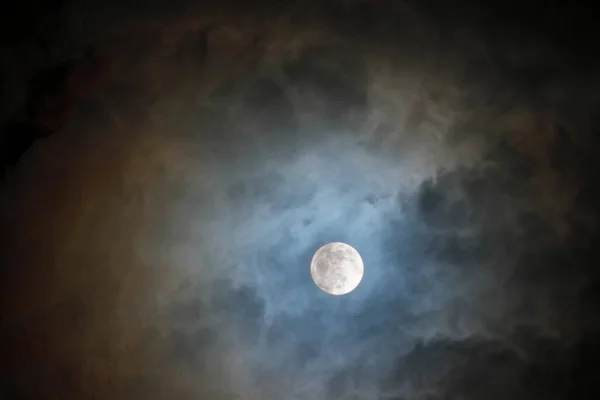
[310,242,364,295]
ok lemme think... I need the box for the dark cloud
[1,1,599,399]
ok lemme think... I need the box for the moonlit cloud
[1,1,599,399]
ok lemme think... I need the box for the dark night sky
[1,1,600,399]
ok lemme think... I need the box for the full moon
[310,242,364,295]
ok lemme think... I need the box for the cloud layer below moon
[1,1,599,399]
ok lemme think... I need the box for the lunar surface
[310,242,364,295]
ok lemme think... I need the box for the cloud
[2,2,599,399]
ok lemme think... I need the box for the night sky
[2,1,600,399]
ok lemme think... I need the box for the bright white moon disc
[310,242,364,295]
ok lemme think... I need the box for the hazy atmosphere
[1,1,599,399]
